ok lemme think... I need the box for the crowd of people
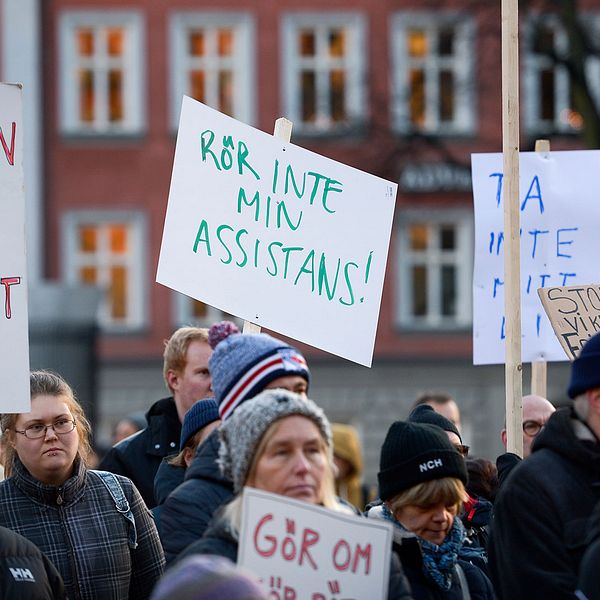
[0,320,598,599]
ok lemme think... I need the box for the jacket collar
[12,455,87,506]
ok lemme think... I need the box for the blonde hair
[387,477,467,518]
[0,370,92,477]
[162,327,209,392]
[222,417,352,534]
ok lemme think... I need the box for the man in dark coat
[0,525,65,599]
[99,326,212,507]
[159,323,310,562]
[489,331,600,599]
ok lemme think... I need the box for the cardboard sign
[471,150,600,365]
[238,488,393,600]
[537,284,600,360]
[0,83,30,412]
[157,97,397,367]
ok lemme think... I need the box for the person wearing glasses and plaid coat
[0,371,165,600]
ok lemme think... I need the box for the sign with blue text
[0,83,30,412]
[472,150,600,365]
[157,97,397,366]
[238,488,393,600]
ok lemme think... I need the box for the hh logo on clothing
[9,567,35,582]
[419,459,443,473]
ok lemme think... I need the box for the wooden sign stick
[242,117,294,335]
[531,139,550,397]
[502,0,523,457]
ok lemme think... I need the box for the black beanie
[378,421,468,501]
[408,404,462,443]
[568,331,600,398]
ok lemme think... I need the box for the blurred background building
[4,0,597,483]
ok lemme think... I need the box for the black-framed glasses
[454,444,470,457]
[523,420,545,437]
[14,419,76,439]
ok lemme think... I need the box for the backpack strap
[455,564,472,600]
[91,470,138,549]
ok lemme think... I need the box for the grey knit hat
[208,325,310,420]
[218,389,332,493]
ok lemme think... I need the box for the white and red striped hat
[208,326,310,421]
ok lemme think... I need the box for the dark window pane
[110,266,127,319]
[441,265,456,316]
[301,71,316,122]
[540,69,555,121]
[329,70,346,121]
[110,225,127,253]
[192,300,208,318]
[78,30,94,56]
[438,27,454,56]
[440,225,455,250]
[439,70,454,122]
[79,266,97,284]
[412,266,427,316]
[218,29,233,56]
[533,25,554,54]
[79,226,97,252]
[107,28,123,56]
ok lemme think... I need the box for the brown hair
[387,476,467,518]
[0,370,93,477]
[162,327,209,392]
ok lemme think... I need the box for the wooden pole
[242,117,293,335]
[531,139,550,398]
[502,0,523,457]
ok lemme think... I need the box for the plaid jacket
[0,457,165,600]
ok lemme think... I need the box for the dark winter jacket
[152,459,185,532]
[461,495,492,560]
[0,457,165,600]
[0,525,66,599]
[577,500,600,600]
[159,429,234,563]
[495,452,521,489]
[180,506,414,600]
[99,397,182,508]
[489,407,600,600]
[367,505,494,600]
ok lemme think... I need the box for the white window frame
[172,292,243,330]
[62,211,147,332]
[396,209,472,329]
[281,11,367,134]
[524,13,600,135]
[168,11,256,128]
[58,10,146,135]
[390,11,475,135]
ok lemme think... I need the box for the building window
[396,211,472,329]
[63,212,146,331]
[391,13,475,135]
[59,10,145,135]
[281,12,366,133]
[169,12,255,127]
[524,15,600,134]
[173,292,242,329]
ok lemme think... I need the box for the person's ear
[166,369,180,392]
[501,429,507,448]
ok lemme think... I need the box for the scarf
[381,502,478,591]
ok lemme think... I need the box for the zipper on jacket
[56,488,63,505]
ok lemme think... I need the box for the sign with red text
[472,150,600,364]
[537,284,600,360]
[238,488,393,600]
[0,83,30,412]
[157,97,397,367]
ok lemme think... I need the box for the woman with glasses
[0,370,165,600]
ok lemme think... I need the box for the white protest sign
[472,150,600,365]
[537,284,600,360]
[0,83,30,412]
[238,488,393,600]
[157,97,397,367]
